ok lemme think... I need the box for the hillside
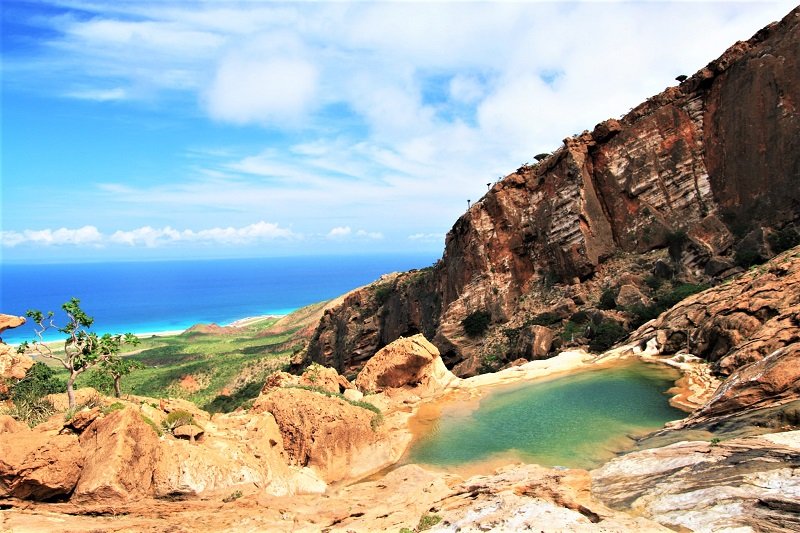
[306,6,800,377]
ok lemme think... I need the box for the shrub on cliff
[588,320,626,352]
[462,310,492,337]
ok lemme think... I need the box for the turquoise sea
[0,254,438,344]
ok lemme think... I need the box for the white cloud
[327,226,352,239]
[408,233,444,243]
[3,222,296,248]
[205,55,318,125]
[356,229,384,240]
[1,226,103,247]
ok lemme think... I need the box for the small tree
[100,357,145,398]
[17,298,139,409]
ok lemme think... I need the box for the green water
[406,362,685,469]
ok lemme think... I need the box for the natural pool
[405,361,685,470]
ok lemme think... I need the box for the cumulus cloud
[1,226,103,247]
[2,222,296,248]
[326,227,384,240]
[326,226,352,239]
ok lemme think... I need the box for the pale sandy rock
[432,464,670,532]
[173,423,204,441]
[355,334,457,393]
[45,387,103,412]
[0,314,25,336]
[343,388,364,402]
[591,432,800,532]
[73,408,160,503]
[530,324,554,358]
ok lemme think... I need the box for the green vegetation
[81,315,294,406]
[374,282,394,306]
[0,361,64,427]
[627,282,709,327]
[666,229,688,262]
[462,310,492,337]
[588,320,626,352]
[417,513,443,531]
[598,287,617,310]
[223,490,243,503]
[17,298,139,408]
[286,385,384,430]
[526,312,561,326]
[161,409,198,434]
[768,226,800,253]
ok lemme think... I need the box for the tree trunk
[113,376,121,398]
[67,372,78,409]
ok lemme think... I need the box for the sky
[1,0,796,263]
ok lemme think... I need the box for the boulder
[0,314,25,337]
[154,412,292,498]
[65,408,102,433]
[173,424,204,442]
[299,363,343,394]
[530,325,554,358]
[615,284,650,308]
[252,387,390,482]
[355,334,455,393]
[73,408,160,504]
[0,430,82,500]
[0,414,26,434]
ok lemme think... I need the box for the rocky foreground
[1,247,799,532]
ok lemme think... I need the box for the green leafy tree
[17,298,139,408]
[100,357,145,398]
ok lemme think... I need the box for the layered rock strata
[307,7,800,376]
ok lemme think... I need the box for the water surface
[406,361,683,470]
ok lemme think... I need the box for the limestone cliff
[307,7,800,376]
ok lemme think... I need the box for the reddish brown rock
[73,408,160,504]
[0,430,83,501]
[65,408,102,433]
[0,314,32,395]
[530,325,555,358]
[306,8,800,376]
[251,387,390,482]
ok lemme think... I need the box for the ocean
[0,254,438,344]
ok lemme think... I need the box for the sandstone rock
[154,412,292,498]
[343,388,363,402]
[73,408,160,503]
[173,423,203,441]
[65,408,101,433]
[0,414,26,434]
[261,370,300,391]
[615,284,650,308]
[251,387,390,482]
[591,431,800,532]
[305,7,800,376]
[0,314,25,336]
[0,315,32,395]
[633,248,800,422]
[0,430,82,501]
[299,363,342,394]
[530,325,554,358]
[45,387,103,412]
[355,334,456,393]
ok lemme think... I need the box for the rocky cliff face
[307,7,800,376]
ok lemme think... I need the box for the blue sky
[1,0,795,263]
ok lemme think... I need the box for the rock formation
[306,6,800,376]
[354,333,458,393]
[591,431,800,532]
[0,315,32,396]
[632,247,800,426]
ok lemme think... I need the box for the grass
[29,307,325,408]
